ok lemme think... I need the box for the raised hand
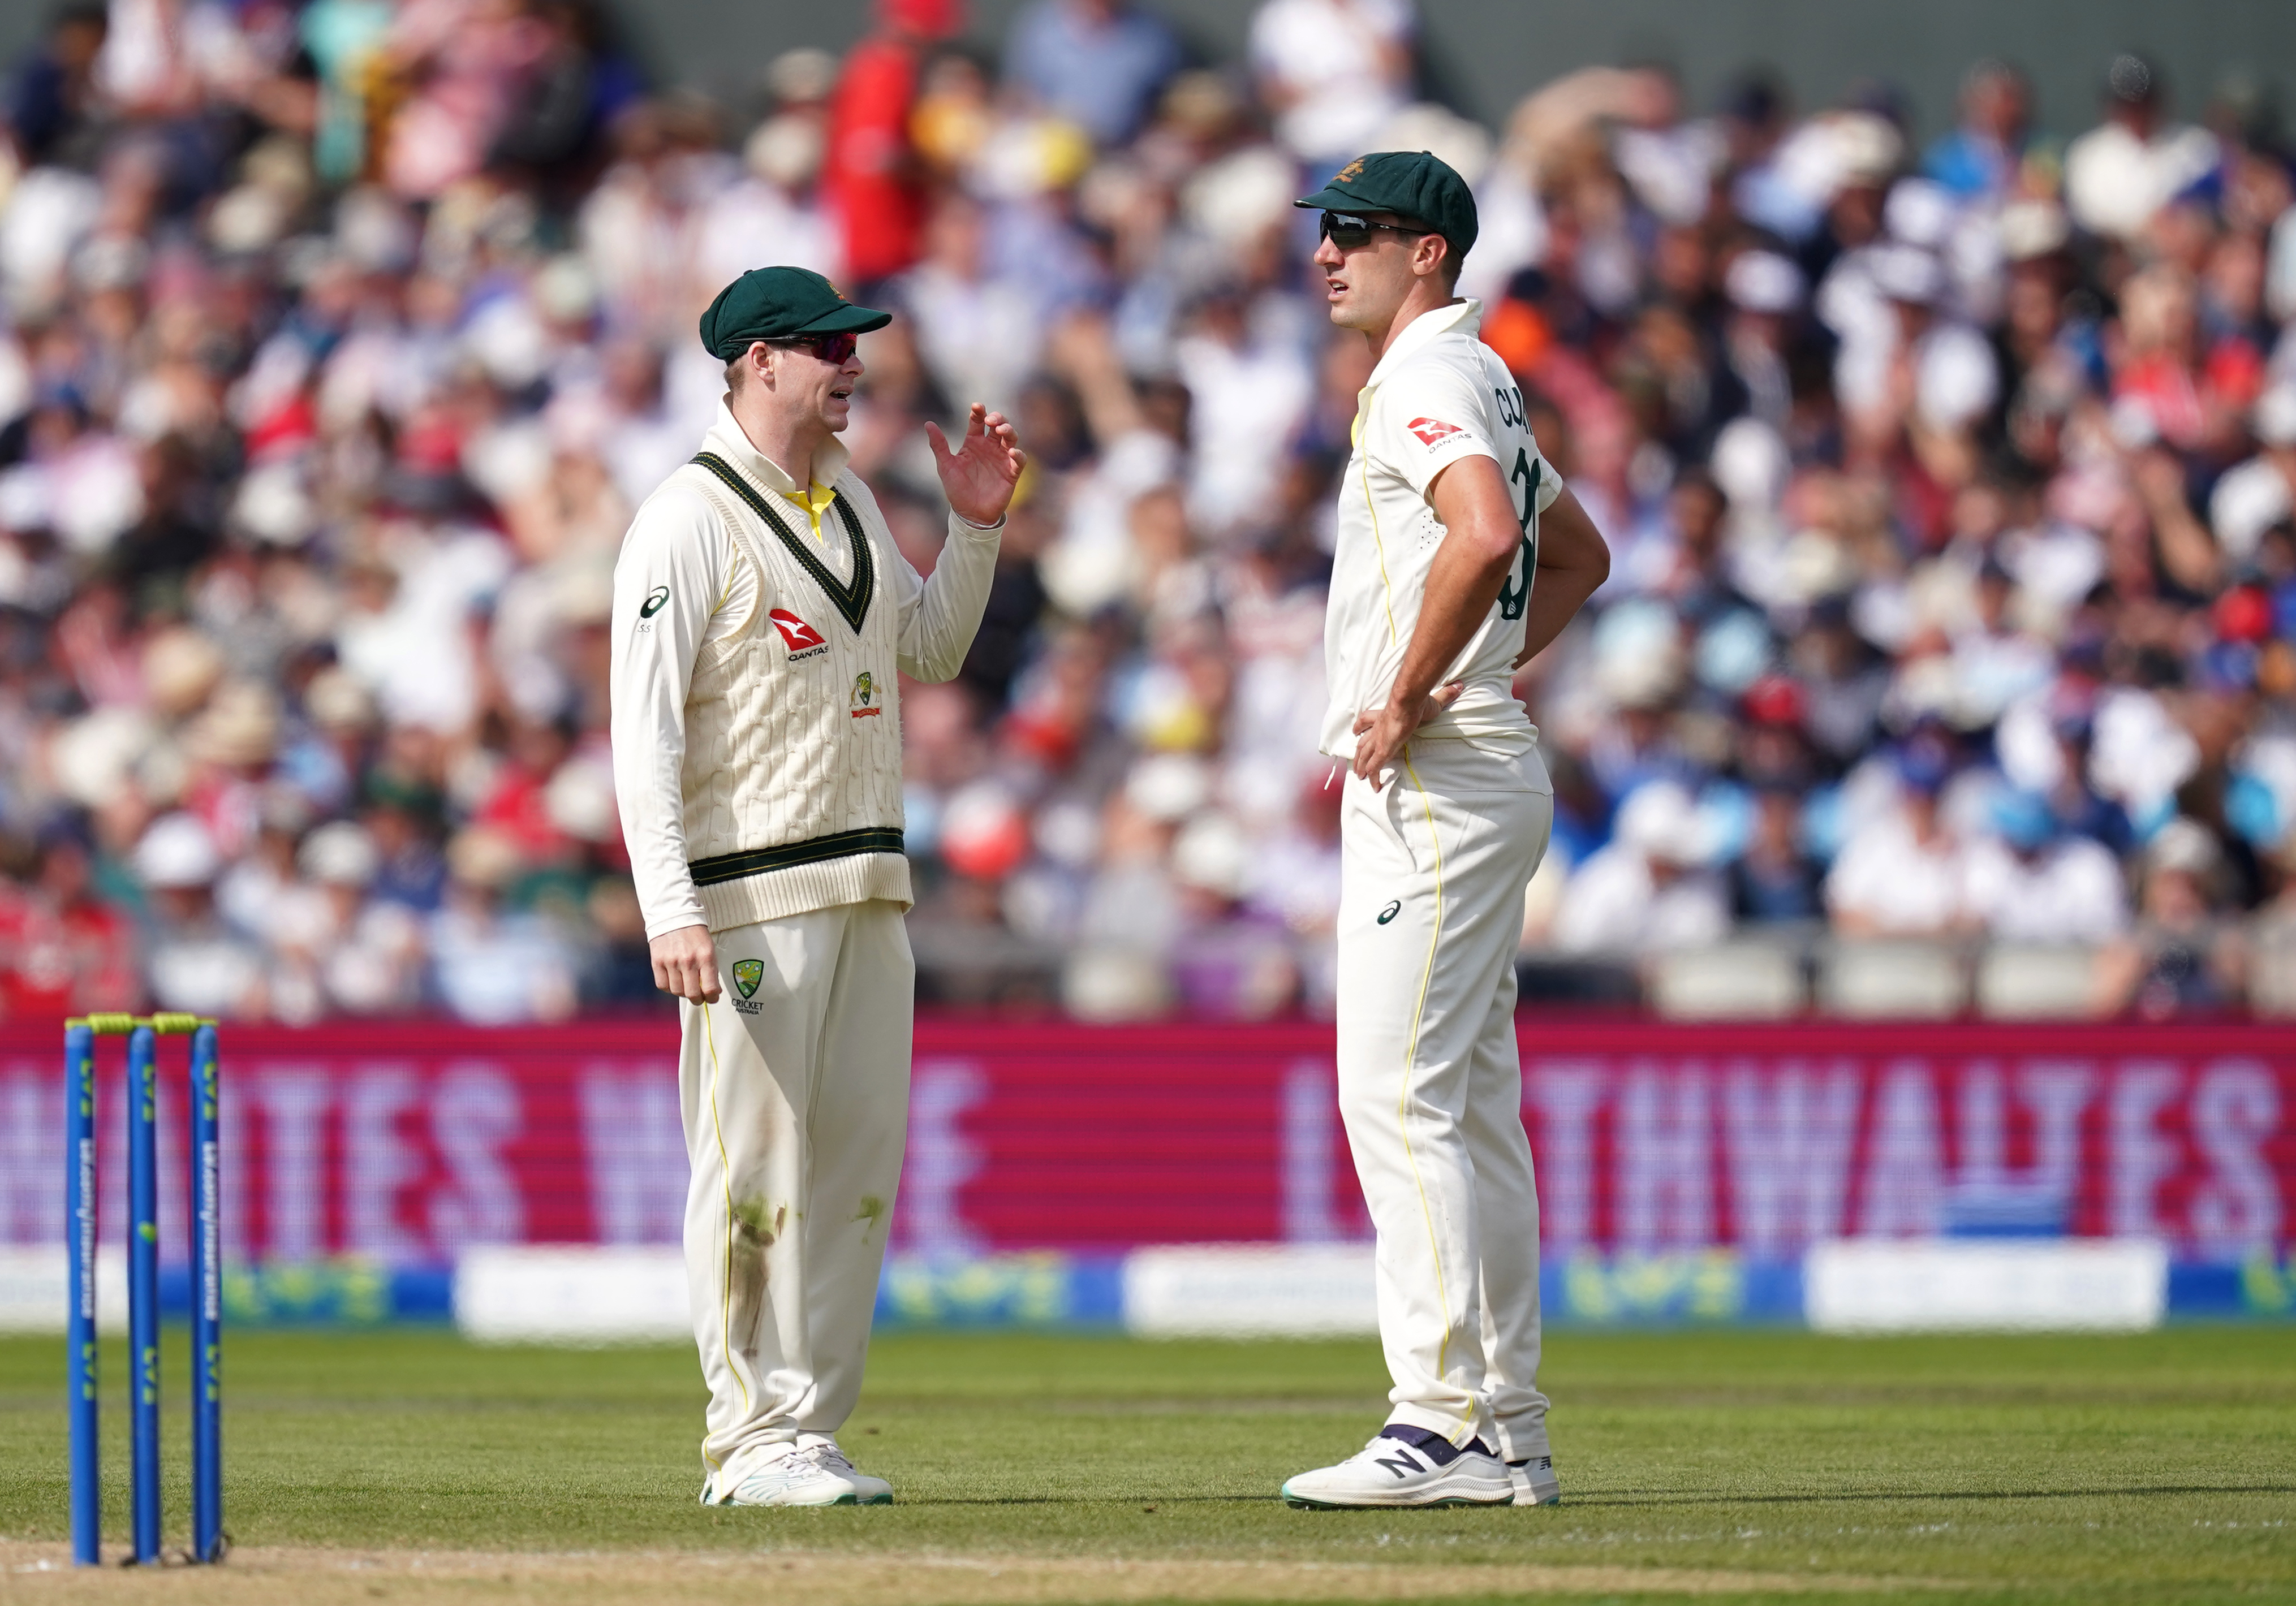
[924,404,1026,527]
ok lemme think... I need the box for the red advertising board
[0,1019,2286,1262]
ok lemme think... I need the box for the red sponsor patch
[769,610,826,653]
[1407,417,1466,446]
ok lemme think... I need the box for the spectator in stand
[486,0,641,204]
[428,826,576,1023]
[0,819,140,1016]
[1923,59,2032,203]
[283,819,427,1017]
[2211,385,2296,564]
[135,813,265,1018]
[1961,788,2129,943]
[898,192,1046,419]
[2094,818,2247,1016]
[1730,785,1823,922]
[5,3,109,167]
[1825,741,1975,938]
[1552,780,1730,953]
[822,0,964,290]
[1003,0,1181,149]
[363,784,449,913]
[1248,0,1415,170]
[696,80,844,288]
[2064,53,2220,243]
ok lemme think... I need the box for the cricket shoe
[797,1436,893,1504]
[1509,1453,1561,1506]
[709,1440,892,1506]
[1282,1426,1514,1509]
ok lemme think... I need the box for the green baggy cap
[1295,150,1478,262]
[699,266,893,360]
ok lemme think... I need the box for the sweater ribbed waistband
[689,826,906,887]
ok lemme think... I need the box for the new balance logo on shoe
[1372,1449,1424,1479]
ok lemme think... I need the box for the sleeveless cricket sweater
[674,450,911,932]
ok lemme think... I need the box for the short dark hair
[1398,217,1463,290]
[1363,211,1462,290]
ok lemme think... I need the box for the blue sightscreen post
[126,1022,160,1566]
[63,1020,97,1566]
[188,1021,222,1562]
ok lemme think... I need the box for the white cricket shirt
[1320,298,1561,760]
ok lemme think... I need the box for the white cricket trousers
[1335,735,1554,1461]
[677,899,913,1492]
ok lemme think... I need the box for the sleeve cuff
[948,508,1006,533]
[642,908,710,942]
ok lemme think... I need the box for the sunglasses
[771,330,861,365]
[1319,210,1430,250]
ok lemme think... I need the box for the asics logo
[1377,900,1401,925]
[639,585,670,619]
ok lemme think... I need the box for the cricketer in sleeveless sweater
[609,401,1002,938]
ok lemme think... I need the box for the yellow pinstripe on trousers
[1334,734,1556,1461]
[677,900,914,1496]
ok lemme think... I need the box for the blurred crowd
[4,0,2296,1024]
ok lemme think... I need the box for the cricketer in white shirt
[1321,296,1561,759]
[608,265,1023,1509]
[1278,152,1610,1513]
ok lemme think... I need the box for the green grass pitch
[0,1325,2289,1603]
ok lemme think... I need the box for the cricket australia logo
[1334,158,1365,184]
[850,671,881,718]
[731,959,763,1000]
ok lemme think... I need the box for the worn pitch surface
[0,1327,2288,1604]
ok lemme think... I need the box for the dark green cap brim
[795,303,893,336]
[1294,185,1369,213]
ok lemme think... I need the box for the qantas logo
[1407,417,1464,446]
[769,610,828,655]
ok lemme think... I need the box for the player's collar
[705,400,851,499]
[1367,298,1484,387]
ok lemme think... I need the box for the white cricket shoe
[797,1436,893,1504]
[1282,1427,1514,1509]
[709,1440,893,1506]
[1508,1453,1561,1506]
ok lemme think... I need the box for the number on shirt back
[1497,448,1539,621]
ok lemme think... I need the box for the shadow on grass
[897,1481,2294,1509]
[1560,1483,2296,1507]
